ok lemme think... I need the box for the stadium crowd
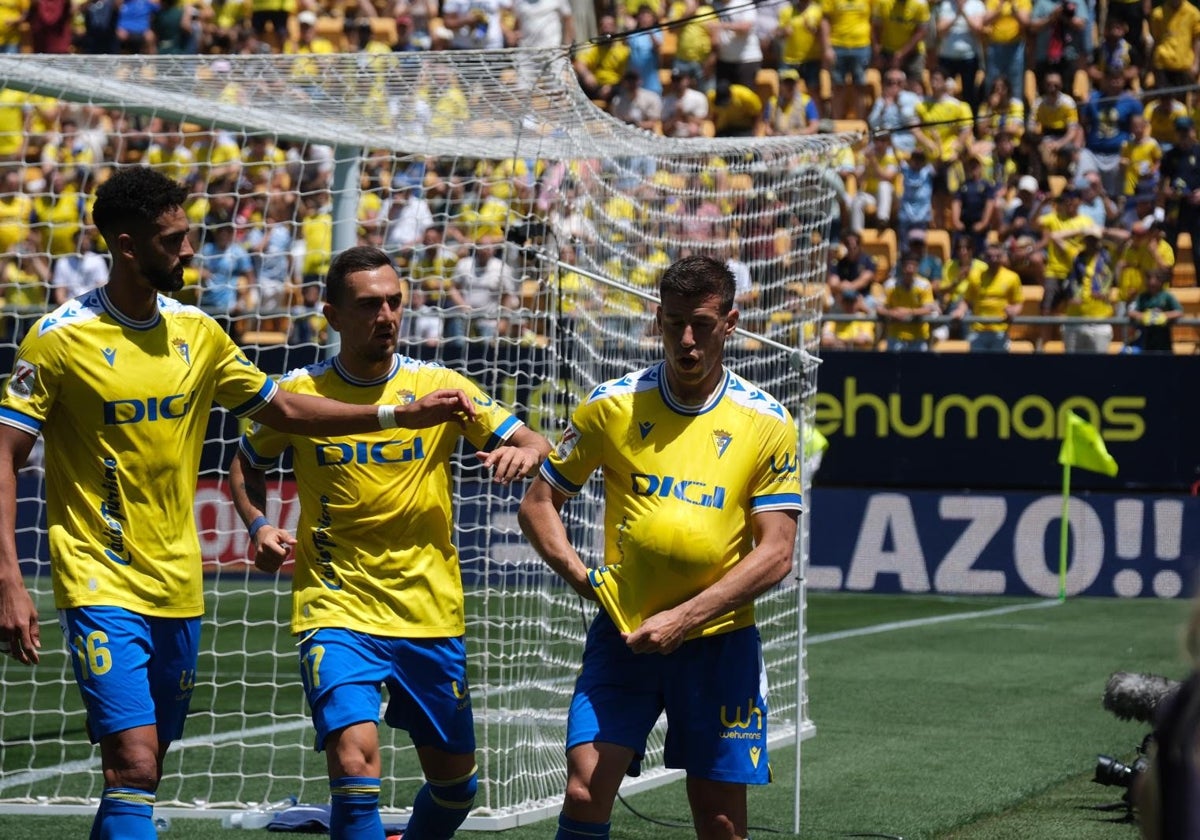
[0,0,1198,353]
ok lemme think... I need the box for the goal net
[0,50,843,826]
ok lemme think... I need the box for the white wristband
[377,404,398,430]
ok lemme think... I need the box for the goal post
[0,50,844,826]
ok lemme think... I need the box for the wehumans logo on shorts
[719,699,764,739]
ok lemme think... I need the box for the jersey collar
[332,353,399,387]
[97,286,162,331]
[657,362,729,416]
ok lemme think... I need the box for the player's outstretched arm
[625,510,798,656]
[518,477,596,602]
[229,450,296,574]
[0,424,40,665]
[476,425,551,485]
[252,388,477,436]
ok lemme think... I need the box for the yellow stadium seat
[755,68,779,108]
[924,228,951,264]
[933,339,970,352]
[239,330,289,347]
[1173,286,1200,309]
[1009,339,1035,353]
[860,228,897,280]
[1072,69,1090,101]
[371,17,398,46]
[660,29,677,66]
[1041,340,1065,354]
[1173,341,1198,355]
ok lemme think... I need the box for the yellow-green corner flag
[1058,413,1118,477]
[1057,413,1118,601]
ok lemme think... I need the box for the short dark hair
[660,255,735,314]
[92,166,188,242]
[325,245,396,305]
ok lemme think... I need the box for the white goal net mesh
[0,49,842,825]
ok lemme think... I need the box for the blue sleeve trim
[0,407,40,436]
[238,436,277,470]
[232,379,279,418]
[539,461,583,496]
[484,415,522,451]
[751,493,804,513]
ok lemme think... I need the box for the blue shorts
[833,46,871,85]
[298,629,476,754]
[566,612,769,784]
[58,606,201,744]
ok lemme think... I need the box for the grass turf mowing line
[0,594,1188,838]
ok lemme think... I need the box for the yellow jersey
[541,364,802,640]
[0,289,275,616]
[823,0,873,48]
[1120,136,1161,197]
[1038,211,1093,278]
[874,0,930,55]
[779,2,825,64]
[240,354,523,638]
[963,265,1022,332]
[984,0,1030,44]
[883,277,934,341]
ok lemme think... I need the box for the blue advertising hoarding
[814,351,1199,492]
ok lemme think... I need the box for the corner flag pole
[1058,462,1070,602]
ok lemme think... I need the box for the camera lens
[1094,755,1136,788]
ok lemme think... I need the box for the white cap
[297,10,318,25]
[1018,175,1038,193]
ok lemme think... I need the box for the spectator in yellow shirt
[777,0,828,96]
[708,79,764,136]
[1033,188,1094,315]
[1149,0,1200,89]
[873,0,930,78]
[878,251,937,350]
[574,13,630,102]
[950,239,1022,351]
[821,287,878,350]
[1062,225,1130,353]
[823,0,874,119]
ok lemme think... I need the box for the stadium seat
[924,228,951,264]
[1173,341,1198,355]
[865,67,882,108]
[1041,340,1065,353]
[1008,285,1044,342]
[1009,339,1035,353]
[1024,69,1038,104]
[833,119,869,136]
[1072,69,1090,101]
[239,330,289,347]
[933,339,970,352]
[1107,341,1126,354]
[755,68,779,108]
[659,68,672,90]
[660,29,677,66]
[371,17,398,46]
[860,228,897,280]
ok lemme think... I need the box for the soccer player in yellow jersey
[950,239,1023,351]
[229,246,550,840]
[518,255,801,840]
[0,168,477,840]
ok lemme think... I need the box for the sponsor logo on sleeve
[6,360,37,400]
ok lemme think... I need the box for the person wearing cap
[878,251,937,351]
[1032,186,1092,320]
[661,66,709,138]
[283,9,336,85]
[950,238,1022,351]
[1161,114,1200,280]
[765,68,819,135]
[906,227,944,283]
[999,174,1044,241]
[776,0,828,97]
[1061,224,1130,353]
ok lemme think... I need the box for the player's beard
[145,263,186,293]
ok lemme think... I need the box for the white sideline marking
[808,598,1061,645]
[0,720,308,792]
[1,598,1060,793]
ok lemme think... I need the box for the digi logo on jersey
[314,438,426,466]
[630,473,727,509]
[103,391,196,425]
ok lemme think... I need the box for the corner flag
[1057,413,1118,601]
[1058,413,1118,477]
